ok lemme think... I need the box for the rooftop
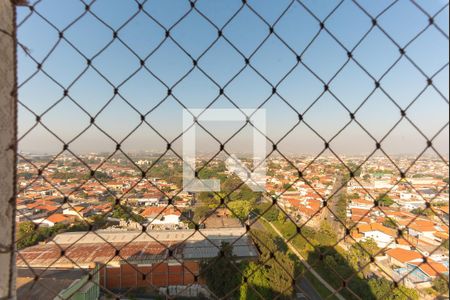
[17,228,258,268]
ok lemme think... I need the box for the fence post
[0,0,17,299]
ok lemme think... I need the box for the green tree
[377,194,395,207]
[228,200,252,220]
[17,221,71,250]
[240,262,273,300]
[442,239,449,250]
[411,208,433,217]
[264,207,280,222]
[346,239,379,277]
[335,193,348,222]
[111,205,145,223]
[433,276,449,294]
[18,221,35,236]
[369,277,419,300]
[202,242,240,299]
[277,211,286,224]
[248,230,294,299]
[383,217,398,229]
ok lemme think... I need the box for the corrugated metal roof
[17,228,258,268]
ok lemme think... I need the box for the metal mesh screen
[10,0,450,299]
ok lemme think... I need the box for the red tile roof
[386,248,422,263]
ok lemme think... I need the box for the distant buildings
[15,154,449,295]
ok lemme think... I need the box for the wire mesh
[8,0,450,299]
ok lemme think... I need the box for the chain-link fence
[5,0,450,299]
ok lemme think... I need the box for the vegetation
[17,217,107,250]
[316,221,338,246]
[342,162,362,181]
[17,172,35,180]
[376,194,395,207]
[193,205,213,223]
[202,242,241,299]
[442,239,449,250]
[382,217,398,229]
[52,172,80,180]
[242,230,294,299]
[335,193,348,222]
[411,208,433,217]
[111,202,145,223]
[82,171,113,181]
[345,239,379,277]
[146,161,183,187]
[228,200,252,220]
[256,203,281,222]
[17,222,61,250]
[257,204,420,300]
[433,276,449,294]
[368,277,419,300]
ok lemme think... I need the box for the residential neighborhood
[15,152,449,299]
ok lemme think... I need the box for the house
[349,208,370,221]
[33,214,74,227]
[63,206,92,218]
[353,223,396,248]
[141,207,182,229]
[408,219,447,245]
[386,248,423,268]
[138,198,159,206]
[405,260,449,284]
[32,205,60,215]
[348,198,374,210]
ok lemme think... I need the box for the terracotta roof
[351,198,373,205]
[395,238,411,246]
[386,248,422,263]
[357,223,396,237]
[46,214,70,224]
[351,216,370,224]
[33,205,60,212]
[73,206,86,212]
[26,200,58,209]
[434,231,449,240]
[408,222,438,233]
[351,208,370,216]
[409,260,448,277]
[141,207,181,218]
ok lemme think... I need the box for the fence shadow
[306,246,377,300]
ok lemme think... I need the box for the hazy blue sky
[17,0,449,157]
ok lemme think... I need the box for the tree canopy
[377,194,395,207]
[202,242,241,299]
